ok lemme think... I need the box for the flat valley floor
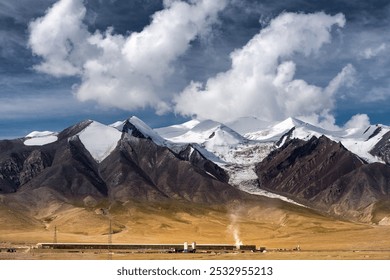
[1,200,390,260]
[2,250,390,260]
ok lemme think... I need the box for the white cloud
[299,112,371,131]
[28,0,227,112]
[174,12,356,124]
[325,64,356,96]
[29,3,366,129]
[361,43,387,59]
[344,114,371,129]
[297,111,340,131]
[28,0,94,76]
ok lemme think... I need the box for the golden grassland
[1,199,390,260]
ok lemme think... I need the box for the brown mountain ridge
[255,135,390,222]
[0,119,390,226]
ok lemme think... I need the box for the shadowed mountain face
[255,136,390,221]
[176,144,229,183]
[0,120,93,195]
[100,135,242,203]
[321,163,390,220]
[0,120,247,209]
[370,131,390,165]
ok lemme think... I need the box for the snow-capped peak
[24,131,58,146]
[163,119,246,146]
[205,124,247,146]
[111,116,167,146]
[244,117,390,163]
[155,119,201,139]
[129,116,163,140]
[226,116,274,135]
[25,131,55,138]
[275,117,304,129]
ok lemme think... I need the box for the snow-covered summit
[25,131,55,138]
[156,115,390,165]
[111,116,167,146]
[18,115,390,208]
[21,115,390,167]
[155,119,200,139]
[24,131,58,146]
[226,116,274,135]
[245,117,390,163]
[244,117,319,142]
[161,119,246,145]
[158,118,269,166]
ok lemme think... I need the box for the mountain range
[0,115,389,225]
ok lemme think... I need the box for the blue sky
[0,0,389,139]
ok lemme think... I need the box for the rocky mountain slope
[0,118,249,219]
[158,116,390,222]
[1,115,390,224]
[255,136,390,222]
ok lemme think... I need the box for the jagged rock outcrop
[19,150,52,185]
[0,140,33,193]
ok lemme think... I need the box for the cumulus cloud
[174,12,356,124]
[28,0,227,113]
[344,114,371,130]
[297,111,339,131]
[29,2,366,129]
[28,0,94,76]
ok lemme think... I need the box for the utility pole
[53,226,57,244]
[109,219,112,245]
[108,218,112,260]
